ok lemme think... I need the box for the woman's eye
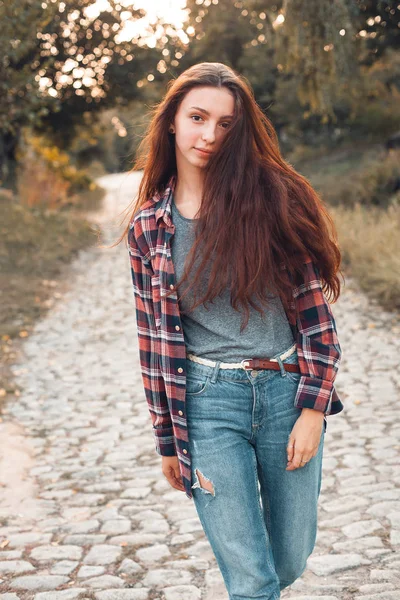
[190,115,231,129]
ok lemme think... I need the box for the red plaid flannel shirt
[128,175,343,499]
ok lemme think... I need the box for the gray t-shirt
[170,195,295,361]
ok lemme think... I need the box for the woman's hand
[286,408,325,470]
[161,456,186,491]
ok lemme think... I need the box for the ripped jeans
[185,343,326,600]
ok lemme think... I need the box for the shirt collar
[154,174,177,228]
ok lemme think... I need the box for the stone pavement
[0,171,399,600]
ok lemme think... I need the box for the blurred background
[1,0,400,398]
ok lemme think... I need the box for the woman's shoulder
[128,197,160,260]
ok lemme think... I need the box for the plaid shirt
[128,174,343,499]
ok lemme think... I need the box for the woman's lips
[194,148,213,156]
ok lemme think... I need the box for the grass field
[293,142,400,315]
[0,185,106,402]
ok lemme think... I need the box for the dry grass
[0,185,105,403]
[293,143,400,316]
[331,201,400,312]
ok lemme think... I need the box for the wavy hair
[115,62,343,331]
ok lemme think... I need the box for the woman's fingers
[161,457,185,491]
[287,438,295,462]
[286,412,323,470]
[286,439,315,470]
[173,466,185,490]
[286,450,311,470]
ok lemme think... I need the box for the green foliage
[355,0,400,63]
[299,146,400,210]
[334,149,400,209]
[0,1,58,137]
[179,0,268,70]
[275,0,359,120]
[0,0,163,185]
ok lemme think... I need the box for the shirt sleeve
[128,220,177,457]
[292,258,342,415]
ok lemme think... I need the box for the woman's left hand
[286,408,325,470]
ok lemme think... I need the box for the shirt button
[178,410,183,416]
[169,284,174,289]
[178,367,183,373]
[183,449,187,454]
[175,325,180,331]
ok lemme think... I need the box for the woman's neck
[173,174,203,219]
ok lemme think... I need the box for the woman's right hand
[161,456,185,492]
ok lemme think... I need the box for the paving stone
[341,519,383,539]
[0,552,22,560]
[62,520,100,534]
[390,530,400,545]
[142,568,193,587]
[0,561,35,575]
[50,560,79,575]
[6,533,53,548]
[34,591,86,600]
[84,574,126,588]
[163,585,202,600]
[332,536,384,552]
[94,591,150,600]
[9,575,69,591]
[83,544,122,565]
[307,553,370,576]
[358,584,398,593]
[62,534,107,545]
[370,569,400,582]
[77,565,105,578]
[354,593,400,600]
[135,544,171,564]
[284,597,339,600]
[117,558,143,574]
[319,510,361,528]
[30,545,83,561]
[100,520,131,535]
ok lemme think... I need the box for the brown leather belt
[240,359,300,373]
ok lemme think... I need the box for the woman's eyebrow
[189,106,233,119]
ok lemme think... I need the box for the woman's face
[171,85,235,171]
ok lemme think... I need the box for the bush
[15,128,100,209]
[298,146,400,210]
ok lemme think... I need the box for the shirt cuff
[294,375,334,415]
[153,425,177,456]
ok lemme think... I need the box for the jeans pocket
[282,349,301,384]
[285,369,302,384]
[186,373,211,396]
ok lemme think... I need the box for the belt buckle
[240,358,253,370]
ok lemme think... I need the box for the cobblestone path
[0,172,399,600]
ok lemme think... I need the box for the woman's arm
[128,219,177,456]
[293,257,342,415]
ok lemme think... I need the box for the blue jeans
[185,343,326,600]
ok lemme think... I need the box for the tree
[0,0,161,186]
[355,0,400,64]
[165,0,361,121]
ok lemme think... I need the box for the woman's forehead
[180,86,235,113]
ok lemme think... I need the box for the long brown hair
[115,62,343,332]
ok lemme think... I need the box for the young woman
[124,62,344,599]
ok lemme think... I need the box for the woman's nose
[202,125,216,142]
